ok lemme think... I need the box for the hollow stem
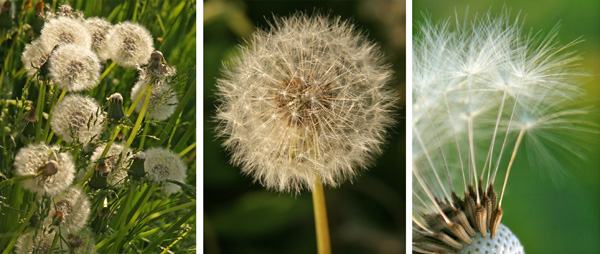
[312,176,331,254]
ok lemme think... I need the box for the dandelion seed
[105,21,154,67]
[48,44,101,92]
[215,13,396,193]
[14,143,75,196]
[21,39,51,77]
[43,187,91,234]
[84,17,113,60]
[412,12,584,253]
[89,143,132,187]
[50,94,105,144]
[39,16,91,49]
[144,147,187,194]
[130,79,178,121]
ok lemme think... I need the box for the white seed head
[16,228,96,254]
[90,143,132,187]
[412,12,585,254]
[48,44,101,92]
[16,231,53,254]
[215,13,396,193]
[21,39,51,77]
[144,147,187,194]
[84,17,113,60]
[43,187,91,234]
[105,21,154,67]
[39,16,91,49]
[50,94,105,143]
[130,80,178,121]
[14,143,75,196]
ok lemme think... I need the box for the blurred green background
[414,0,600,253]
[203,0,406,253]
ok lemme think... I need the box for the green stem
[0,173,41,189]
[178,142,196,157]
[35,81,46,142]
[139,120,150,149]
[122,85,153,154]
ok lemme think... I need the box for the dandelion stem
[98,62,117,84]
[35,81,46,142]
[178,142,196,157]
[139,120,150,149]
[123,84,153,154]
[498,127,526,207]
[312,176,331,254]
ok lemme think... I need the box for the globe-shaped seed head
[50,94,105,144]
[144,147,187,194]
[39,16,91,49]
[104,21,154,67]
[14,143,75,196]
[48,44,101,92]
[215,13,396,193]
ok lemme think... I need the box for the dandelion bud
[40,160,59,176]
[39,16,91,49]
[50,94,105,144]
[130,80,178,121]
[43,187,90,234]
[48,44,101,92]
[128,151,146,179]
[144,147,187,194]
[89,165,108,189]
[215,14,396,192]
[107,93,125,120]
[105,21,154,67]
[14,143,75,196]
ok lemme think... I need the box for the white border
[405,0,413,253]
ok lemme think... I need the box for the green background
[204,0,406,253]
[414,0,600,253]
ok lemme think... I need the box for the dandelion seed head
[130,80,178,121]
[39,16,91,49]
[14,143,75,196]
[90,143,132,187]
[21,39,52,77]
[412,11,585,253]
[43,187,90,234]
[215,13,396,193]
[48,44,100,91]
[105,21,154,67]
[84,17,113,60]
[144,147,187,194]
[50,94,105,144]
[16,231,53,254]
